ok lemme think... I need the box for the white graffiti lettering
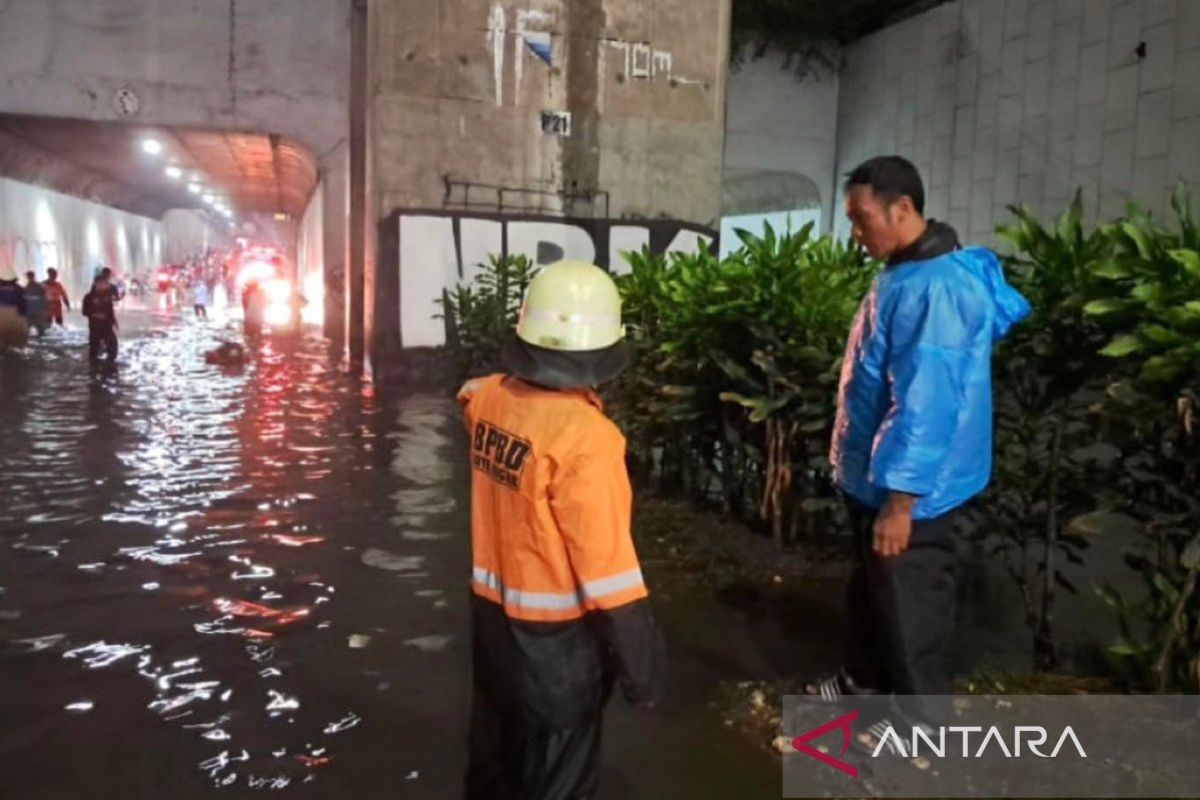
[396,212,714,348]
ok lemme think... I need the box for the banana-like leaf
[1099,335,1142,357]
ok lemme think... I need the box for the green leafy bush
[1082,184,1200,691]
[980,191,1117,669]
[612,223,876,545]
[435,187,1199,689]
[437,254,535,375]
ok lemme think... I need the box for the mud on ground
[634,494,854,756]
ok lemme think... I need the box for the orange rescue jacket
[458,374,648,622]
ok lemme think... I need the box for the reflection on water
[0,312,781,799]
[0,313,470,797]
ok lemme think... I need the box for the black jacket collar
[887,220,961,267]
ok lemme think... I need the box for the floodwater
[0,310,778,799]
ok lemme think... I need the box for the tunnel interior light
[187,183,201,194]
[192,173,203,182]
[273,212,289,222]
[142,139,163,156]
[165,166,182,179]
[203,194,216,204]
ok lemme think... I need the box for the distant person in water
[192,279,210,320]
[0,266,29,350]
[43,268,70,328]
[82,272,119,362]
[24,271,49,338]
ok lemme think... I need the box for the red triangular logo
[791,709,860,778]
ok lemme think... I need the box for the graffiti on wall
[485,5,703,108]
[487,5,557,106]
[0,237,61,274]
[395,210,715,347]
[599,39,695,84]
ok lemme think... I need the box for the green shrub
[1083,184,1200,691]
[612,223,876,545]
[435,188,1199,689]
[437,254,535,376]
[979,191,1117,669]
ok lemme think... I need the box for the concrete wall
[370,0,731,352]
[296,182,325,326]
[371,0,730,223]
[723,52,840,233]
[0,176,161,300]
[833,0,1200,245]
[312,143,348,346]
[0,0,349,159]
[162,210,230,264]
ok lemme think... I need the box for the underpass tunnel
[0,112,323,323]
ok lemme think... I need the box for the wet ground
[0,308,781,799]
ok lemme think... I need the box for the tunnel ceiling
[0,113,318,221]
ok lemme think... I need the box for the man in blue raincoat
[819,156,1030,730]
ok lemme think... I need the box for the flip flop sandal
[802,669,877,703]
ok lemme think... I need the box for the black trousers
[843,497,957,723]
[466,596,610,800]
[88,325,118,361]
[467,680,605,800]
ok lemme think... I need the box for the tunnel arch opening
[0,112,322,320]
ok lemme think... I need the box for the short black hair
[844,156,925,215]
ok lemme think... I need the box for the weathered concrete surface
[366,0,731,364]
[368,0,730,225]
[0,0,349,160]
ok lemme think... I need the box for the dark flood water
[0,311,778,799]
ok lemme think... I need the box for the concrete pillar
[347,0,369,368]
[319,143,349,344]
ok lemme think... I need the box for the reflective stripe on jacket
[458,374,648,622]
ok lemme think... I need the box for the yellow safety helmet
[515,260,625,351]
[504,260,630,389]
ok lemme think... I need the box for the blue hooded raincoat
[830,247,1031,520]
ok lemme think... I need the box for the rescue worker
[24,271,49,338]
[0,266,30,350]
[459,260,666,800]
[242,280,265,337]
[44,268,71,328]
[82,272,119,362]
[818,156,1030,738]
